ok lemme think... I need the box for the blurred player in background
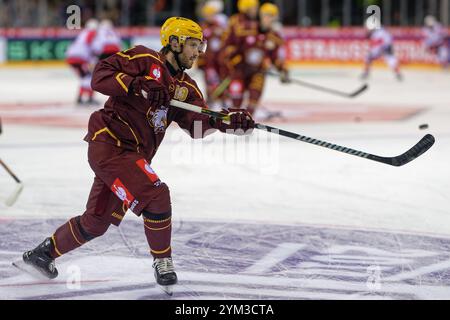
[361,19,403,81]
[214,0,259,104]
[21,17,254,291]
[197,0,228,109]
[224,0,259,39]
[92,19,123,60]
[422,15,449,69]
[66,19,99,105]
[221,3,289,120]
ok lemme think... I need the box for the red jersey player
[21,17,254,292]
[91,19,122,60]
[66,19,99,105]
[422,15,449,68]
[361,19,403,81]
[222,3,289,117]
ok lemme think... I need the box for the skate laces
[153,257,175,275]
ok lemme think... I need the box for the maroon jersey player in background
[21,17,255,290]
[221,3,289,118]
[197,0,228,108]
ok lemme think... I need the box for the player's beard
[178,53,196,70]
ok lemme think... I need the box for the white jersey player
[361,20,403,81]
[423,15,449,68]
[66,19,99,105]
[91,19,122,60]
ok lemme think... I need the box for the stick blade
[5,183,24,207]
[389,134,435,166]
[349,83,369,97]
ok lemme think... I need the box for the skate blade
[158,284,175,296]
[12,259,54,281]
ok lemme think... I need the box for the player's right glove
[214,108,255,135]
[129,76,170,108]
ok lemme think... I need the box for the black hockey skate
[153,257,177,296]
[21,237,58,279]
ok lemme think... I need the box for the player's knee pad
[142,210,172,221]
[78,214,110,239]
[143,182,172,214]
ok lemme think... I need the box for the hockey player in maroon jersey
[221,3,289,118]
[219,0,259,79]
[21,17,254,290]
[222,0,259,42]
[197,1,228,108]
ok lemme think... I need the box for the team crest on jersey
[149,64,162,81]
[148,106,168,134]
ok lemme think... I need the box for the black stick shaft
[0,159,21,183]
[267,71,368,98]
[256,123,370,159]
[170,100,434,167]
[255,124,434,166]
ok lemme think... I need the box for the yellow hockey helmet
[201,0,223,17]
[237,0,259,13]
[259,3,279,17]
[160,17,205,51]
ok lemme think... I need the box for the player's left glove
[214,108,255,135]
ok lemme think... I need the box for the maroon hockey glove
[215,108,255,135]
[130,76,170,108]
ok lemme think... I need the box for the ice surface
[0,64,449,299]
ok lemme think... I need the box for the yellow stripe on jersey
[177,79,204,100]
[150,246,171,255]
[144,224,171,231]
[117,115,140,153]
[92,127,121,147]
[68,220,84,245]
[117,51,163,63]
[51,235,62,257]
[115,72,129,93]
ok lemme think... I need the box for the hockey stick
[170,100,435,167]
[210,77,231,100]
[0,159,24,206]
[266,71,368,98]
